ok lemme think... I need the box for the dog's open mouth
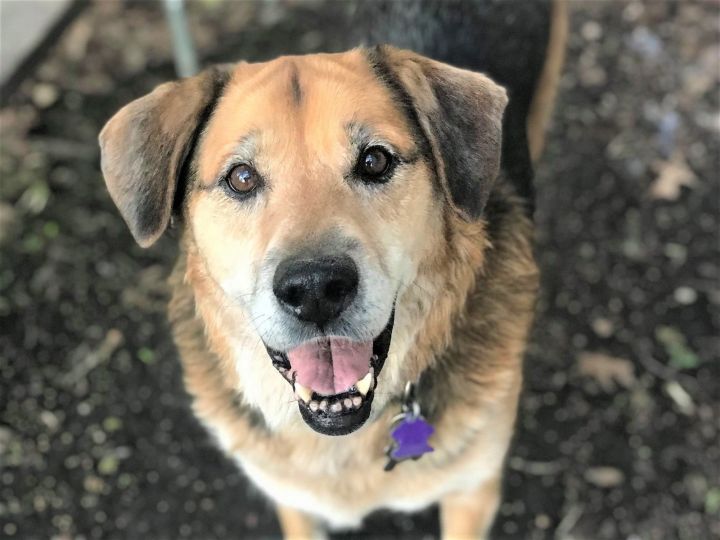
[265,313,394,436]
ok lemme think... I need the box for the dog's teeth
[295,383,312,403]
[309,401,319,412]
[356,369,374,396]
[330,402,342,413]
[319,400,328,411]
[343,398,353,409]
[352,396,362,408]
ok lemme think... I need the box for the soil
[1,1,718,539]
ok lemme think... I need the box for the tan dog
[98,4,565,534]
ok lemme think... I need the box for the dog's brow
[346,121,404,152]
[345,122,374,148]
[210,132,260,183]
[345,122,418,162]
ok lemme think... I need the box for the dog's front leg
[276,504,327,540]
[439,475,502,540]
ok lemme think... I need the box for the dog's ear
[99,66,231,247]
[369,46,508,220]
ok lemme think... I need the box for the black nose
[273,255,359,326]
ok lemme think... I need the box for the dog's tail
[527,0,569,163]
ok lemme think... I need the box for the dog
[98,0,566,537]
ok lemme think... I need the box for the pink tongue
[287,338,372,396]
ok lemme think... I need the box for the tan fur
[138,49,538,536]
[169,187,537,533]
[440,475,502,539]
[527,0,568,162]
[276,505,324,540]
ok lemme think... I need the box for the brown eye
[226,164,259,194]
[359,146,392,179]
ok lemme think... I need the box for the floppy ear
[99,66,231,247]
[369,46,508,220]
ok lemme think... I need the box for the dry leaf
[664,380,696,416]
[585,466,625,488]
[649,153,698,200]
[578,352,636,392]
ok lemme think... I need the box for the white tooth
[343,398,353,409]
[309,401,319,412]
[356,369,374,396]
[319,400,328,411]
[295,383,312,403]
[330,402,342,413]
[352,396,362,408]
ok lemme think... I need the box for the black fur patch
[173,67,232,217]
[428,80,497,219]
[364,46,440,195]
[289,66,303,106]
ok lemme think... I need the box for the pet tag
[384,381,434,471]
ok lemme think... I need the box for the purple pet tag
[384,382,434,471]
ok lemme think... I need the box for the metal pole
[163,0,199,78]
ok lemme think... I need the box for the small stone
[674,286,697,305]
[581,21,602,41]
[535,514,551,529]
[592,317,614,338]
[83,474,105,493]
[31,83,59,108]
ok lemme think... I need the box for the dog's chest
[234,434,440,528]
[219,409,506,529]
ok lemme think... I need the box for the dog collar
[384,381,435,471]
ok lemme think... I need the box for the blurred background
[0,1,718,539]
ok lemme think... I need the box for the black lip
[265,311,395,436]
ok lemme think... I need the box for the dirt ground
[1,1,718,539]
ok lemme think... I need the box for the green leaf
[706,487,720,515]
[137,347,155,364]
[98,455,119,476]
[655,326,701,370]
[102,417,123,432]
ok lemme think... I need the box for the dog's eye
[358,147,392,179]
[226,164,259,194]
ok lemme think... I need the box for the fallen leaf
[664,380,695,416]
[578,352,636,392]
[649,153,698,200]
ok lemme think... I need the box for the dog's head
[99,46,507,436]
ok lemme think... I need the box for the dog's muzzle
[263,253,395,435]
